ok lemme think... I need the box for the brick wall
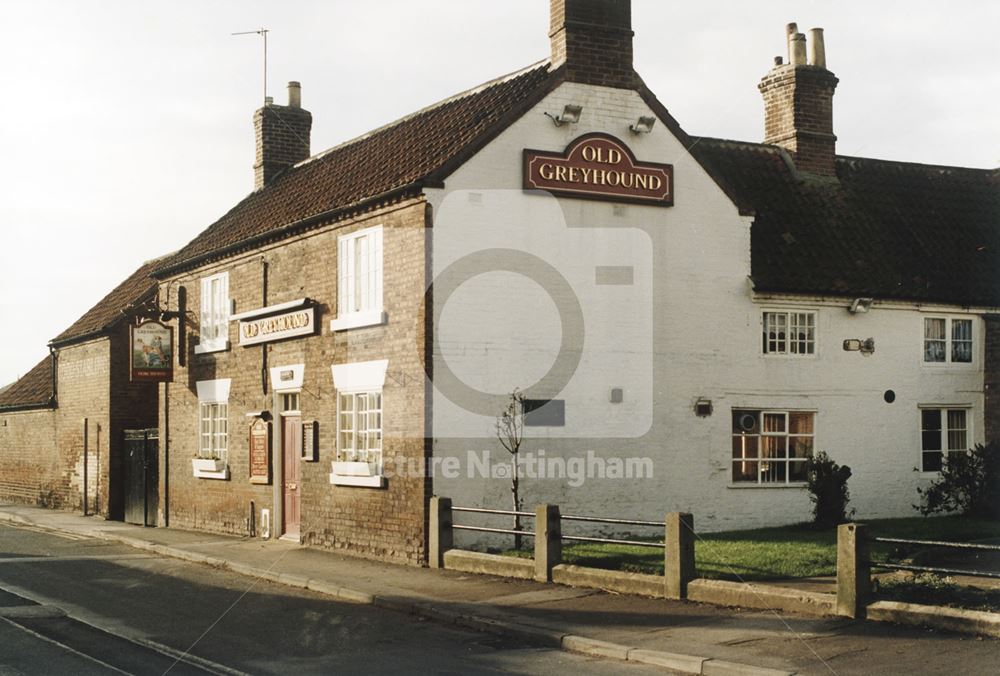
[550,0,636,90]
[254,103,312,190]
[0,407,57,505]
[758,64,839,176]
[158,198,430,564]
[986,315,1000,444]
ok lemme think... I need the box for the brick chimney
[758,24,839,176]
[253,81,312,190]
[549,0,636,89]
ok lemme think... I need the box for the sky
[0,1,997,386]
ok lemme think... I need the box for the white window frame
[330,225,385,331]
[762,310,817,356]
[731,409,815,486]
[919,406,971,473]
[195,271,230,354]
[331,388,384,487]
[922,316,974,365]
[194,379,231,480]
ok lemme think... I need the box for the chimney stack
[253,81,312,190]
[759,23,839,176]
[550,0,636,89]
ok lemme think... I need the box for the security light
[848,297,873,313]
[629,116,656,134]
[546,104,583,126]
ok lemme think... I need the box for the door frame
[272,388,302,541]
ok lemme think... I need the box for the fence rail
[453,506,535,518]
[453,524,535,538]
[562,534,665,548]
[875,561,1000,580]
[873,536,1000,552]
[561,514,663,527]
[870,535,1000,581]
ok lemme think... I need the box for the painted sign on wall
[130,320,173,382]
[523,133,673,206]
[239,307,316,346]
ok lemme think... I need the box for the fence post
[429,496,453,569]
[534,504,561,582]
[665,512,695,599]
[837,522,870,618]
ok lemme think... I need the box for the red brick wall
[986,315,1000,445]
[550,0,635,90]
[254,103,312,190]
[158,198,430,564]
[758,64,839,176]
[0,407,57,505]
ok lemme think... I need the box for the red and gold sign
[523,133,673,206]
[249,418,270,484]
[130,320,173,382]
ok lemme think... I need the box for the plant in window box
[191,456,224,472]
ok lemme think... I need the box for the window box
[328,470,385,488]
[192,457,229,480]
[331,460,375,477]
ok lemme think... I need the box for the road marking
[0,615,132,676]
[0,581,249,676]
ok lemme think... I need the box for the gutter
[153,182,425,279]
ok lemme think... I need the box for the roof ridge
[296,59,552,171]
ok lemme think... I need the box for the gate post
[665,512,695,599]
[534,504,561,582]
[429,496,453,568]
[837,523,870,618]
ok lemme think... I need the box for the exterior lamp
[848,297,873,314]
[546,104,583,126]
[629,116,656,134]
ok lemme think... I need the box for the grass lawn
[504,516,1000,581]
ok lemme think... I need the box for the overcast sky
[1,1,997,385]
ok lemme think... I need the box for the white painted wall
[424,79,985,536]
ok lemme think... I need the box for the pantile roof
[690,138,1000,306]
[156,62,558,275]
[0,357,53,411]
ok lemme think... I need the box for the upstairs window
[920,408,969,472]
[923,317,973,363]
[197,272,230,353]
[331,225,384,331]
[762,311,815,355]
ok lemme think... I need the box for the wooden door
[282,416,302,537]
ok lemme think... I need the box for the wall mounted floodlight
[545,104,583,126]
[843,338,875,355]
[848,297,873,314]
[630,116,656,134]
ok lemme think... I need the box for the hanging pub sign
[249,418,271,484]
[130,320,173,382]
[523,133,673,206]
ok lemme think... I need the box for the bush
[804,452,853,528]
[916,442,1000,519]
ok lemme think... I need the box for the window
[732,410,814,484]
[337,390,382,470]
[524,399,566,427]
[331,225,384,331]
[197,272,230,353]
[920,408,969,471]
[762,311,815,355]
[923,317,973,363]
[199,402,228,462]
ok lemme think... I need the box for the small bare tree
[496,389,526,549]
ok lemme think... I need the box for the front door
[123,429,158,527]
[282,414,302,538]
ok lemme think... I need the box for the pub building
[2,0,998,565]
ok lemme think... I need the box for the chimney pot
[790,32,807,65]
[264,96,274,106]
[808,28,826,68]
[774,56,783,66]
[287,81,301,108]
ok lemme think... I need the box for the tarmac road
[0,522,665,675]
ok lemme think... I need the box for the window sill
[329,473,385,488]
[194,341,231,355]
[192,458,230,480]
[727,482,806,489]
[329,309,386,332]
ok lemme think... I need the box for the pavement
[0,504,995,676]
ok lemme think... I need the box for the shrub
[804,452,853,528]
[916,442,1000,519]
